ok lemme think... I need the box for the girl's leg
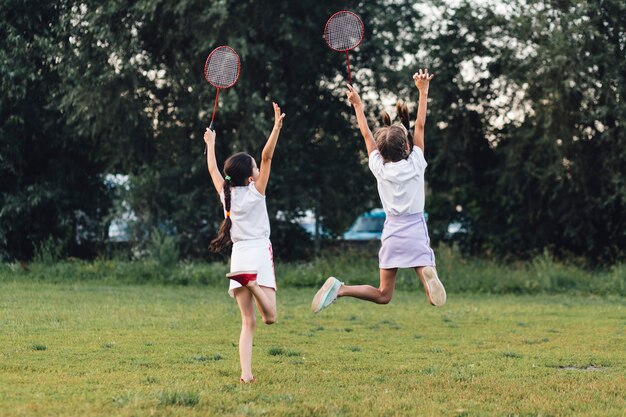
[414,266,446,306]
[337,268,398,304]
[233,287,256,381]
[246,283,276,324]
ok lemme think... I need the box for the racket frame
[323,10,364,52]
[204,45,241,130]
[204,45,241,89]
[323,11,364,84]
[203,45,241,154]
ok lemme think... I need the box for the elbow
[261,154,272,162]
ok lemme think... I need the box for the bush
[269,219,315,262]
[147,229,178,268]
[33,237,64,264]
[2,245,625,296]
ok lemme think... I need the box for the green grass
[2,247,625,295]
[0,282,625,416]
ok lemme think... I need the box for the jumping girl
[205,102,286,383]
[312,69,446,312]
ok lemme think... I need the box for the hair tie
[225,211,231,218]
[225,175,231,182]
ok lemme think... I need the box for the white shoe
[421,267,446,307]
[311,277,343,313]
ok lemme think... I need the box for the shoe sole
[226,270,258,286]
[311,277,336,313]
[421,267,446,307]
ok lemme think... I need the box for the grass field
[5,246,625,296]
[1,282,625,416]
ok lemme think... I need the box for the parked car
[342,209,386,241]
[445,221,466,238]
[288,210,332,238]
[342,209,466,241]
[108,218,131,243]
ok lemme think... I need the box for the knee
[377,291,393,305]
[262,313,276,325]
[242,317,256,329]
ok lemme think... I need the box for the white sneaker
[421,267,446,307]
[311,277,343,313]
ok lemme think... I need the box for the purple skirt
[379,212,435,269]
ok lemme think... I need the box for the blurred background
[1,0,625,265]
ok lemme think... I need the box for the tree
[0,1,112,260]
[2,0,624,263]
[491,0,626,262]
[50,0,424,260]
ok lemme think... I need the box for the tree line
[1,0,624,263]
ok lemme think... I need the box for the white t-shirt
[368,146,427,215]
[220,183,271,242]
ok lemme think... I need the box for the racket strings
[205,48,240,88]
[325,12,363,51]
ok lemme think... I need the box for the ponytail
[208,152,254,253]
[209,178,233,252]
[374,103,413,162]
[396,100,413,143]
[381,110,392,127]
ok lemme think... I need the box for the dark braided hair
[209,152,254,252]
[373,101,413,163]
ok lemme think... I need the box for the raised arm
[413,68,434,153]
[254,102,285,196]
[346,84,377,155]
[204,128,224,195]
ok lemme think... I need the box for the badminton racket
[203,45,241,154]
[323,11,364,84]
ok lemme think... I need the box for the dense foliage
[1,0,624,263]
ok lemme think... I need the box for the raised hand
[345,83,363,108]
[413,68,434,93]
[204,127,216,145]
[273,102,286,129]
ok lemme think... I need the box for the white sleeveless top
[220,183,271,242]
[368,146,427,215]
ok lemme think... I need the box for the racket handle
[204,121,215,156]
[346,51,353,84]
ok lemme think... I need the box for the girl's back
[312,69,446,314]
[369,145,428,215]
[205,101,285,384]
[221,184,270,242]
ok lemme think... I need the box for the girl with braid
[312,69,446,313]
[204,102,286,383]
